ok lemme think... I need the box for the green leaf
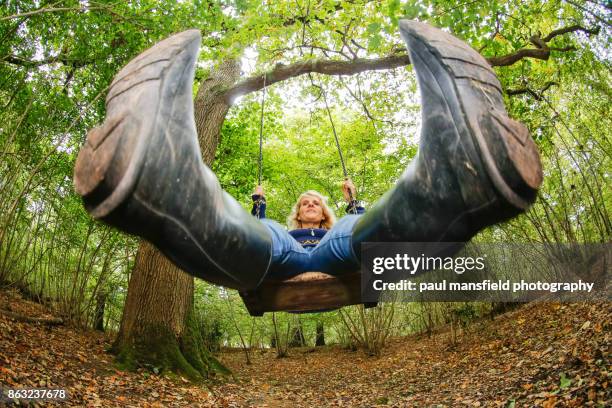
[368,34,382,51]
[403,4,420,19]
[387,0,400,26]
[559,373,572,389]
[367,22,381,34]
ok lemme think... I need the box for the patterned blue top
[288,228,328,248]
[251,195,364,247]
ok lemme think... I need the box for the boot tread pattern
[111,30,199,87]
[111,57,168,87]
[400,20,503,94]
[106,60,167,104]
[424,40,502,94]
[108,31,201,104]
[442,58,502,92]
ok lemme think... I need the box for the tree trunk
[289,320,306,347]
[111,59,240,380]
[315,321,325,346]
[111,241,198,373]
[194,59,241,162]
[94,291,106,331]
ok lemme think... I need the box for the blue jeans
[259,215,362,279]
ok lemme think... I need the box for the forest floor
[0,289,609,407]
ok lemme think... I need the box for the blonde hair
[287,190,336,230]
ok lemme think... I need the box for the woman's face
[298,195,324,225]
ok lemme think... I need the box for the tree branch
[486,47,552,66]
[541,24,600,42]
[0,6,104,21]
[223,54,411,103]
[2,54,95,68]
[3,55,61,67]
[506,81,559,100]
[222,23,599,102]
[338,75,394,126]
[487,24,599,66]
[0,2,146,28]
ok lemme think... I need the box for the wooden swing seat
[239,271,376,316]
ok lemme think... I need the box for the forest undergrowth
[0,288,609,407]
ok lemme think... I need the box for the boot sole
[74,30,202,218]
[400,20,542,210]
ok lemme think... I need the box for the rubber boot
[73,30,272,290]
[352,21,543,252]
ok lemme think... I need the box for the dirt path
[0,289,609,407]
[215,302,610,407]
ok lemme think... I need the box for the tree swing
[239,75,376,316]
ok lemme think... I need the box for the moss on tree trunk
[112,318,229,381]
[180,310,231,378]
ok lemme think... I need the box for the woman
[250,180,365,279]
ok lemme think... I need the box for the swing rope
[258,73,267,186]
[254,73,267,219]
[322,90,348,179]
[320,86,357,212]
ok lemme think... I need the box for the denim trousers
[259,215,362,279]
